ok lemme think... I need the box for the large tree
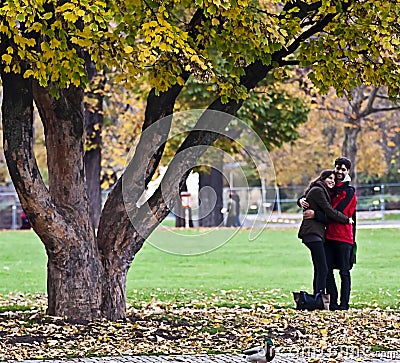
[1,0,400,321]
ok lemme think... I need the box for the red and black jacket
[325,181,357,244]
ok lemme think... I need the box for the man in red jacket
[300,157,357,310]
[324,157,357,310]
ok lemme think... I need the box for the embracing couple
[298,157,357,311]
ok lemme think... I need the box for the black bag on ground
[292,290,330,311]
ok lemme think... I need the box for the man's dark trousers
[325,239,352,309]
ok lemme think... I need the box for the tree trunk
[342,123,361,184]
[32,82,107,320]
[84,124,102,229]
[46,242,104,320]
[175,182,189,227]
[96,85,189,319]
[341,86,364,185]
[0,71,108,321]
[84,56,104,229]
[198,165,224,227]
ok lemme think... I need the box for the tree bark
[32,82,106,320]
[46,242,104,320]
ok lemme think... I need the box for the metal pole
[261,178,266,215]
[380,184,385,221]
[275,185,281,216]
[185,208,189,228]
[11,204,17,230]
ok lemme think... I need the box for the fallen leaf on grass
[0,292,399,362]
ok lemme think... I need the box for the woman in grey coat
[298,170,353,295]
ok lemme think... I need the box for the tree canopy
[2,0,400,98]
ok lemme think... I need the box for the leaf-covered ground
[0,293,399,362]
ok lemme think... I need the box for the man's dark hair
[335,157,351,170]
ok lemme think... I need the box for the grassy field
[0,228,399,308]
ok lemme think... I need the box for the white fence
[225,183,400,215]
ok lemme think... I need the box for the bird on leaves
[243,337,275,363]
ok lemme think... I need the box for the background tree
[271,84,400,186]
[84,58,105,229]
[2,0,400,321]
[175,76,309,226]
[376,112,400,183]
[337,86,400,184]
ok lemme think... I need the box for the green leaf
[42,12,53,20]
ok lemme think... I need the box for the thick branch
[33,83,89,215]
[362,85,378,115]
[0,72,72,247]
[97,8,207,260]
[369,105,400,113]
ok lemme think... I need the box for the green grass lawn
[382,212,400,221]
[0,228,399,308]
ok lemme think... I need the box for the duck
[243,337,275,362]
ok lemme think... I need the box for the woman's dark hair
[304,169,335,195]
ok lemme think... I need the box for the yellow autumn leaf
[71,37,93,47]
[176,76,185,86]
[159,43,168,51]
[63,11,78,22]
[124,45,134,54]
[50,38,61,48]
[12,63,20,73]
[42,12,53,20]
[1,54,12,65]
[26,38,36,47]
[58,2,75,12]
[0,24,9,33]
[23,69,35,78]
[190,54,201,63]
[148,20,158,28]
